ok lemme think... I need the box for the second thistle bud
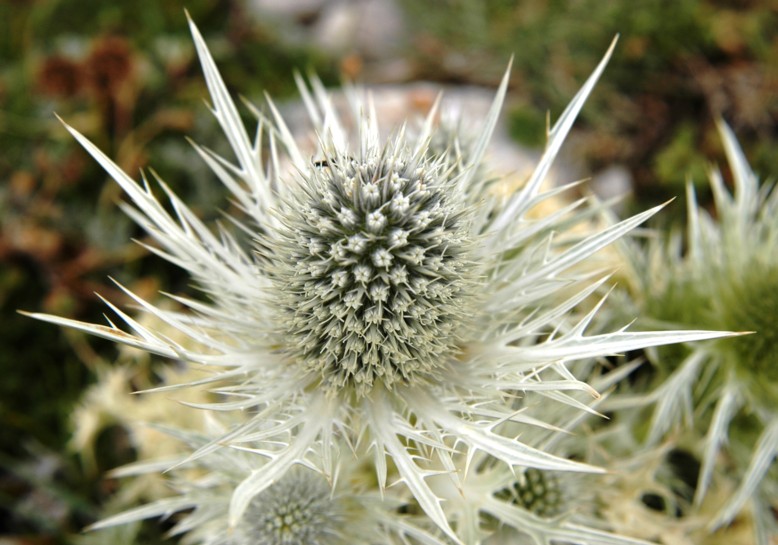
[234,468,350,545]
[498,468,566,519]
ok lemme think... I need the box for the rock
[248,0,408,60]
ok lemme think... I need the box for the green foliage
[654,124,709,190]
[508,105,546,148]
[399,0,778,214]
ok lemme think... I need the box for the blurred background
[1,0,776,543]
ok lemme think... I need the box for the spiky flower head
[427,366,654,545]
[271,146,474,396]
[233,467,346,545]
[28,16,735,543]
[605,121,778,543]
[498,468,566,519]
[87,426,417,545]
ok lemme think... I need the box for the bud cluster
[498,468,566,519]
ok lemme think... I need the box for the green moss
[399,0,778,217]
[654,124,709,190]
[508,106,546,148]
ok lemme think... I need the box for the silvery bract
[29,16,734,544]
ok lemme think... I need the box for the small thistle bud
[497,468,566,519]
[236,469,344,545]
[272,152,473,397]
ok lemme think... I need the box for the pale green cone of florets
[268,147,476,397]
[234,467,345,545]
[497,468,566,519]
[426,364,658,545]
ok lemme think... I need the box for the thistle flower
[72,334,442,545]
[427,362,662,545]
[28,17,734,543]
[605,122,778,544]
[87,422,434,545]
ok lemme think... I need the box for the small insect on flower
[27,15,735,543]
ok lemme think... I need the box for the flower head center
[498,468,566,519]
[238,470,341,545]
[274,153,472,396]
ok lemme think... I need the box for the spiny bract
[86,427,420,545]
